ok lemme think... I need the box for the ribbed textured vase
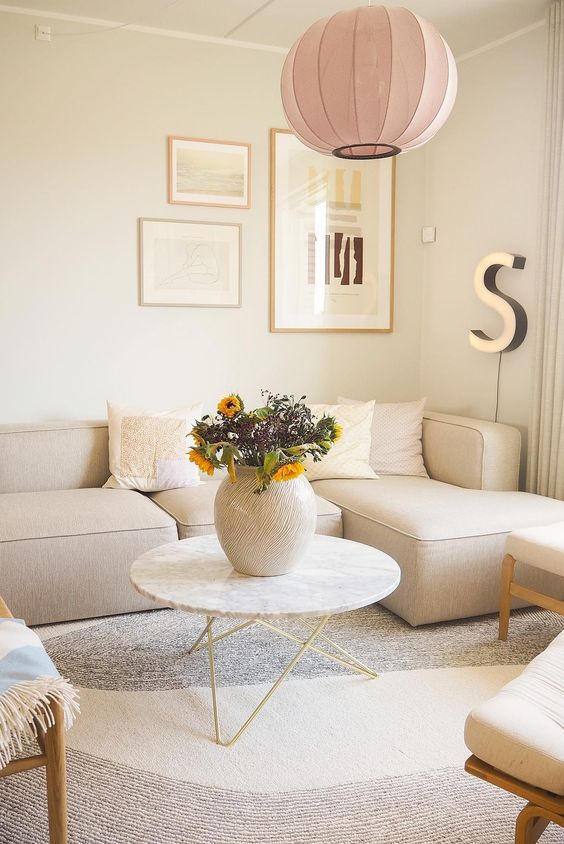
[214,467,317,576]
[281,5,457,159]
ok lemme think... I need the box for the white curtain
[527,0,564,498]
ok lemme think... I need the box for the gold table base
[189,615,378,747]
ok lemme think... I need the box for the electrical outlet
[421,226,436,243]
[35,25,51,42]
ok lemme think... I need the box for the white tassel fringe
[0,676,79,768]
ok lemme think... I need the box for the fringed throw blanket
[0,618,79,768]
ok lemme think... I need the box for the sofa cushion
[149,480,343,540]
[104,400,202,492]
[304,402,377,481]
[0,488,174,542]
[309,476,564,626]
[465,629,564,795]
[0,489,178,625]
[0,421,110,494]
[310,476,564,541]
[339,396,428,478]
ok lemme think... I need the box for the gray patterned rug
[1,605,563,844]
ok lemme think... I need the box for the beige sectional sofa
[0,421,341,625]
[2,412,564,627]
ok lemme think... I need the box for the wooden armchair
[466,756,564,844]
[0,596,69,844]
[465,629,564,844]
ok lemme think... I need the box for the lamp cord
[494,352,503,423]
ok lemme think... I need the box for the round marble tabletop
[130,534,401,620]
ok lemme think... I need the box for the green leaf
[263,450,279,475]
[252,406,272,421]
[220,443,234,461]
[255,466,271,493]
[286,444,309,456]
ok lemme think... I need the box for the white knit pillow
[104,400,203,492]
[304,401,378,481]
[339,397,428,477]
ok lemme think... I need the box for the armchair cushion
[506,522,564,576]
[465,629,564,795]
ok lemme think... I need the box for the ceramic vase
[214,466,316,576]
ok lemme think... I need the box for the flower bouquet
[189,391,341,492]
[189,392,342,576]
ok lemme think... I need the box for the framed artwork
[138,218,241,308]
[270,128,395,333]
[168,136,251,208]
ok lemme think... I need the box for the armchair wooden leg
[43,701,68,844]
[499,553,516,641]
[515,803,563,844]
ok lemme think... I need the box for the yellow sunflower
[332,423,343,441]
[272,462,305,482]
[217,395,242,418]
[188,449,215,477]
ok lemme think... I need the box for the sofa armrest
[422,411,521,491]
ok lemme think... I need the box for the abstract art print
[169,137,251,208]
[139,219,241,308]
[270,129,395,332]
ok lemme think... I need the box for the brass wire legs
[189,615,379,747]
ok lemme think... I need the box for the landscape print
[169,137,250,208]
[177,148,244,198]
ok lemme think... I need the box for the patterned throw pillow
[339,397,428,477]
[304,401,378,481]
[104,401,203,491]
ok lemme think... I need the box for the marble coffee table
[130,533,400,747]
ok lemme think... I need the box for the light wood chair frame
[0,595,68,844]
[499,552,564,641]
[466,756,564,844]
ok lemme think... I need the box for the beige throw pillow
[339,396,428,477]
[104,400,203,492]
[304,401,378,481]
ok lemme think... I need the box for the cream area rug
[1,605,563,843]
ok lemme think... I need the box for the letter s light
[469,252,527,353]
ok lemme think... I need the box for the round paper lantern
[281,5,457,159]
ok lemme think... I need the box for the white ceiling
[2,0,549,55]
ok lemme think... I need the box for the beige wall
[0,11,424,423]
[0,9,548,448]
[419,24,547,476]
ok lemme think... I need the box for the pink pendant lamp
[281,5,457,159]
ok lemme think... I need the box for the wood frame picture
[168,136,251,208]
[138,218,242,308]
[270,128,395,333]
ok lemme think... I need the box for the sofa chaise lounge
[2,412,564,627]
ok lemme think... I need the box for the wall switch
[421,226,436,243]
[35,25,51,42]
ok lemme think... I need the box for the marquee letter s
[469,252,527,353]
